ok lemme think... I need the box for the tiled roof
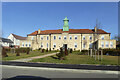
[12,34,27,40]
[28,29,110,36]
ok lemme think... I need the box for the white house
[8,34,27,47]
[0,37,13,48]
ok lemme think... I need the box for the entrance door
[63,44,68,55]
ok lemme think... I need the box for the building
[27,17,116,51]
[8,17,116,51]
[8,34,32,48]
[0,37,13,48]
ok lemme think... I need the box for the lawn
[29,52,119,65]
[2,51,57,61]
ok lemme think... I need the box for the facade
[0,38,13,48]
[27,17,116,51]
[8,17,116,51]
[8,34,32,48]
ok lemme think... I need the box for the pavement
[1,65,119,79]
[11,52,59,62]
[2,61,119,71]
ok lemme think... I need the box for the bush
[26,48,30,54]
[70,48,73,53]
[103,49,120,56]
[15,48,20,56]
[56,47,66,60]
[46,48,48,52]
[42,49,45,53]
[2,48,8,57]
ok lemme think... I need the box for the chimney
[38,29,41,34]
[94,27,97,32]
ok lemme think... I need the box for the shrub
[2,48,8,57]
[46,48,48,52]
[49,48,51,52]
[26,48,30,54]
[102,49,120,56]
[15,48,20,56]
[56,47,66,60]
[42,49,45,53]
[70,48,73,53]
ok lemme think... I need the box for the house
[0,37,13,48]
[8,17,116,51]
[8,34,31,48]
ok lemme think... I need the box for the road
[1,65,119,79]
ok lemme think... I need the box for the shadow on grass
[50,56,59,59]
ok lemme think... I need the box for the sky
[2,2,118,39]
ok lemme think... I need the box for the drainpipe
[81,34,82,51]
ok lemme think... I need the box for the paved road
[2,65,119,79]
[11,52,59,62]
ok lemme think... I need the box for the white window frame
[110,42,113,48]
[47,36,49,40]
[74,43,77,48]
[53,43,56,48]
[54,36,56,40]
[105,41,109,47]
[22,42,24,47]
[59,36,61,40]
[89,36,92,40]
[74,36,77,40]
[83,36,85,40]
[101,42,104,48]
[69,36,72,40]
[101,36,104,40]
[41,36,43,40]
[64,36,67,40]
[47,43,49,48]
[83,43,86,48]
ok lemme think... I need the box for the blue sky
[2,2,118,38]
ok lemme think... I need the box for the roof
[12,34,27,40]
[28,29,110,36]
[0,38,13,43]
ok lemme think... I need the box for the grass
[2,51,57,61]
[30,51,119,65]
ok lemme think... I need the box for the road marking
[1,65,118,74]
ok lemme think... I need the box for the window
[89,36,92,40]
[47,43,49,48]
[41,44,43,47]
[101,36,104,40]
[74,43,77,48]
[22,42,24,47]
[89,43,93,49]
[101,42,104,47]
[26,44,27,47]
[54,36,56,40]
[83,43,86,48]
[59,36,61,39]
[83,36,85,40]
[47,36,49,40]
[110,42,113,47]
[41,36,43,40]
[25,42,27,47]
[29,44,31,47]
[105,41,109,47]
[31,36,34,40]
[64,36,67,40]
[53,43,56,48]
[69,36,72,40]
[74,36,77,40]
